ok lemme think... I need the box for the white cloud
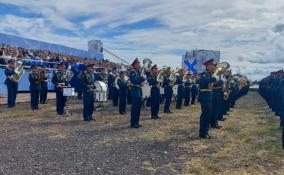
[0,0,284,80]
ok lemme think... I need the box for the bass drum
[172,85,179,96]
[94,81,108,102]
[142,84,151,98]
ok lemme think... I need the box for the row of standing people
[259,70,284,149]
[4,59,48,109]
[196,59,249,138]
[4,58,249,138]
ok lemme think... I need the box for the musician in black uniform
[148,64,160,119]
[129,58,145,128]
[117,69,128,115]
[4,59,18,108]
[29,65,41,110]
[52,63,68,116]
[163,67,173,113]
[183,72,192,106]
[40,65,48,104]
[81,63,96,121]
[176,70,184,109]
[197,59,216,139]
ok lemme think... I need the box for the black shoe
[164,110,172,113]
[152,116,161,120]
[89,118,94,121]
[219,118,226,121]
[84,119,90,122]
[212,125,222,129]
[199,135,212,139]
[131,125,140,128]
[176,107,182,109]
[138,124,142,127]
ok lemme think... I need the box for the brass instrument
[223,75,232,100]
[157,66,167,87]
[114,66,128,90]
[169,67,180,86]
[182,71,189,82]
[213,62,230,78]
[141,58,152,80]
[9,60,25,83]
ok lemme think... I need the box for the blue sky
[0,0,284,80]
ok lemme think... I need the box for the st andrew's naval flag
[183,52,197,74]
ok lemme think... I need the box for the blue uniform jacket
[81,71,95,92]
[29,72,41,90]
[197,71,215,102]
[129,69,145,98]
[118,78,128,97]
[4,68,17,85]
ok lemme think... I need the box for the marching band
[4,57,250,138]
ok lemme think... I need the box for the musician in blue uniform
[191,74,198,105]
[176,70,185,109]
[81,63,96,122]
[4,59,18,108]
[52,63,68,116]
[163,67,173,113]
[77,70,84,100]
[197,59,216,139]
[117,69,128,115]
[107,68,116,100]
[129,58,145,128]
[148,64,160,119]
[126,68,132,105]
[210,72,223,129]
[39,65,48,104]
[183,72,192,106]
[259,71,284,149]
[29,65,41,110]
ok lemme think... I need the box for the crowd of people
[259,70,284,149]
[0,44,122,71]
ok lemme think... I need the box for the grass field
[0,91,283,175]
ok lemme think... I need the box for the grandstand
[0,33,103,60]
[0,33,126,95]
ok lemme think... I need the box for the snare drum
[94,81,108,102]
[63,87,75,96]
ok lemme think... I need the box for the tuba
[214,62,230,78]
[157,66,167,87]
[114,66,128,90]
[140,58,152,80]
[9,60,25,83]
[169,67,180,86]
